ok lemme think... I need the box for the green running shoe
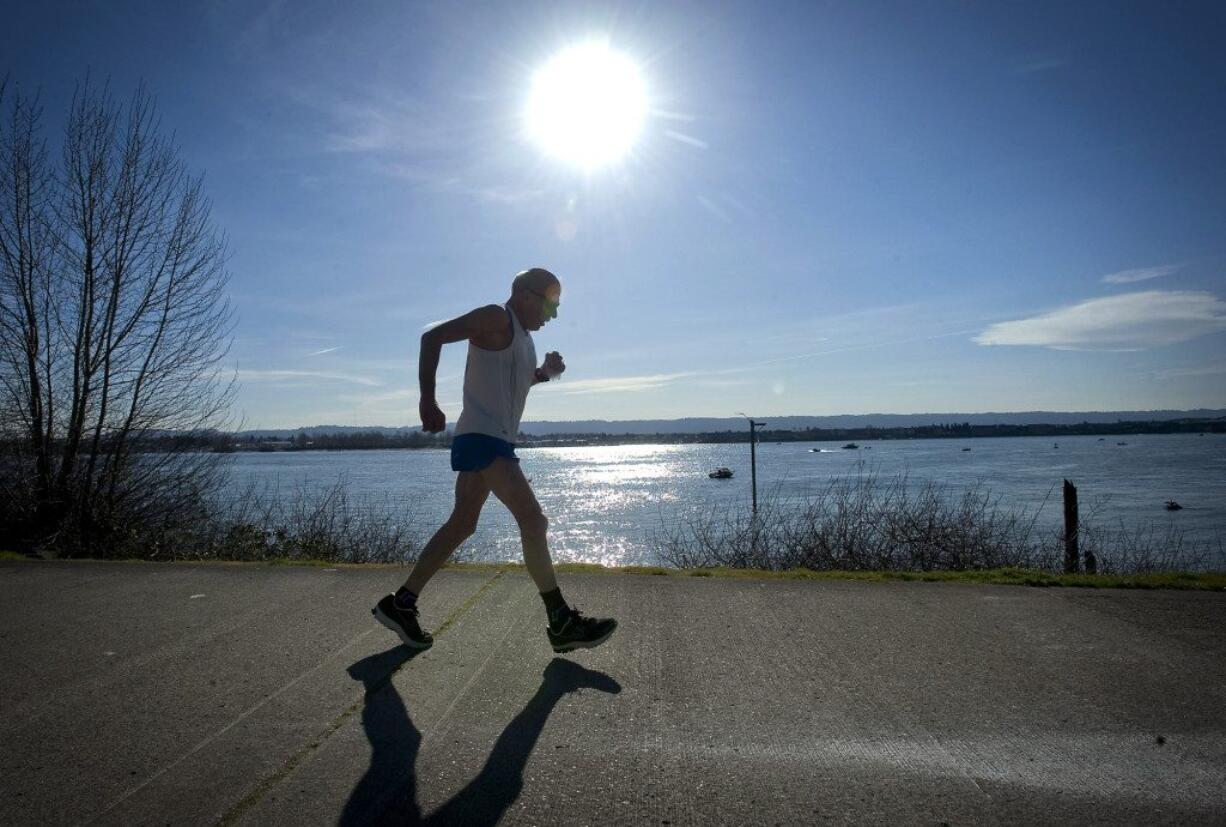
[547,607,617,653]
[372,594,433,650]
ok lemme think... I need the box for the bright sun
[525,42,647,170]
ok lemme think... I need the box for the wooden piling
[1063,479,1079,574]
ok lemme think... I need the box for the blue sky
[6,0,1226,428]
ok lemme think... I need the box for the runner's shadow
[340,646,425,826]
[422,658,621,825]
[343,652,620,826]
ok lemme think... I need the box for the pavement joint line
[213,567,512,827]
[87,626,379,826]
[418,586,536,746]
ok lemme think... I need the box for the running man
[373,268,618,654]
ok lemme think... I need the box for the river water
[221,433,1225,568]
[223,433,1226,568]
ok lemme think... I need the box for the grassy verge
[4,554,1222,590]
[532,562,1226,590]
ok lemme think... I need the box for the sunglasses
[527,287,561,310]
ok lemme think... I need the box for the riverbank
[4,553,1224,590]
[3,559,1223,824]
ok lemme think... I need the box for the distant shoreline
[211,417,1224,452]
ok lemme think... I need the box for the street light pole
[738,413,767,513]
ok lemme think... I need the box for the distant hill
[518,410,1226,435]
[234,410,1226,439]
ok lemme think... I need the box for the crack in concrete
[84,568,509,827]
[213,567,511,827]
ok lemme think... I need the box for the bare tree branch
[0,78,235,555]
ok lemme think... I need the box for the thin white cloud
[237,369,383,387]
[1152,363,1226,381]
[748,329,976,367]
[376,162,544,205]
[312,92,451,156]
[664,130,708,149]
[975,290,1226,350]
[338,387,418,406]
[558,372,698,395]
[469,185,546,205]
[693,378,756,389]
[218,0,289,62]
[695,194,730,222]
[307,346,343,356]
[1013,57,1071,75]
[1101,264,1181,284]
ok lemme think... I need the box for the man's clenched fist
[420,398,446,433]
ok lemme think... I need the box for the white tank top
[454,304,537,441]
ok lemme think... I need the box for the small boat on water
[842,443,859,450]
[961,447,972,452]
[708,467,734,479]
[1165,500,1183,511]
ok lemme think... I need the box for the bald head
[508,267,561,332]
[511,267,560,296]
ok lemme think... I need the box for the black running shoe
[372,594,433,650]
[547,607,617,653]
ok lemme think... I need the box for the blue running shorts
[450,433,519,472]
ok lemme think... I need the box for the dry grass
[651,469,1220,576]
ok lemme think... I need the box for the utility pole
[738,413,767,513]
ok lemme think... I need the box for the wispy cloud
[1151,363,1226,381]
[1101,264,1181,284]
[695,194,730,222]
[216,0,289,63]
[237,369,383,387]
[374,161,545,205]
[748,329,975,367]
[664,130,708,149]
[309,90,452,156]
[1013,57,1071,75]
[338,387,417,406]
[307,346,343,356]
[975,290,1226,350]
[558,372,699,395]
[279,80,545,207]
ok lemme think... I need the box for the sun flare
[525,42,647,170]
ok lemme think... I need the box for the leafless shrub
[180,477,423,563]
[1081,521,1212,575]
[652,468,1213,574]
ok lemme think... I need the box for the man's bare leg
[374,472,490,650]
[402,470,491,595]
[481,457,558,592]
[482,457,617,651]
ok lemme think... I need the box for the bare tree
[0,78,235,555]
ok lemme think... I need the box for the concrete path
[1,560,1223,825]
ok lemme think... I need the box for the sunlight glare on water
[224,434,1226,568]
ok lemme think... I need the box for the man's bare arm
[418,305,508,432]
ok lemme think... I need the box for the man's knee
[516,508,548,537]
[448,511,481,539]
